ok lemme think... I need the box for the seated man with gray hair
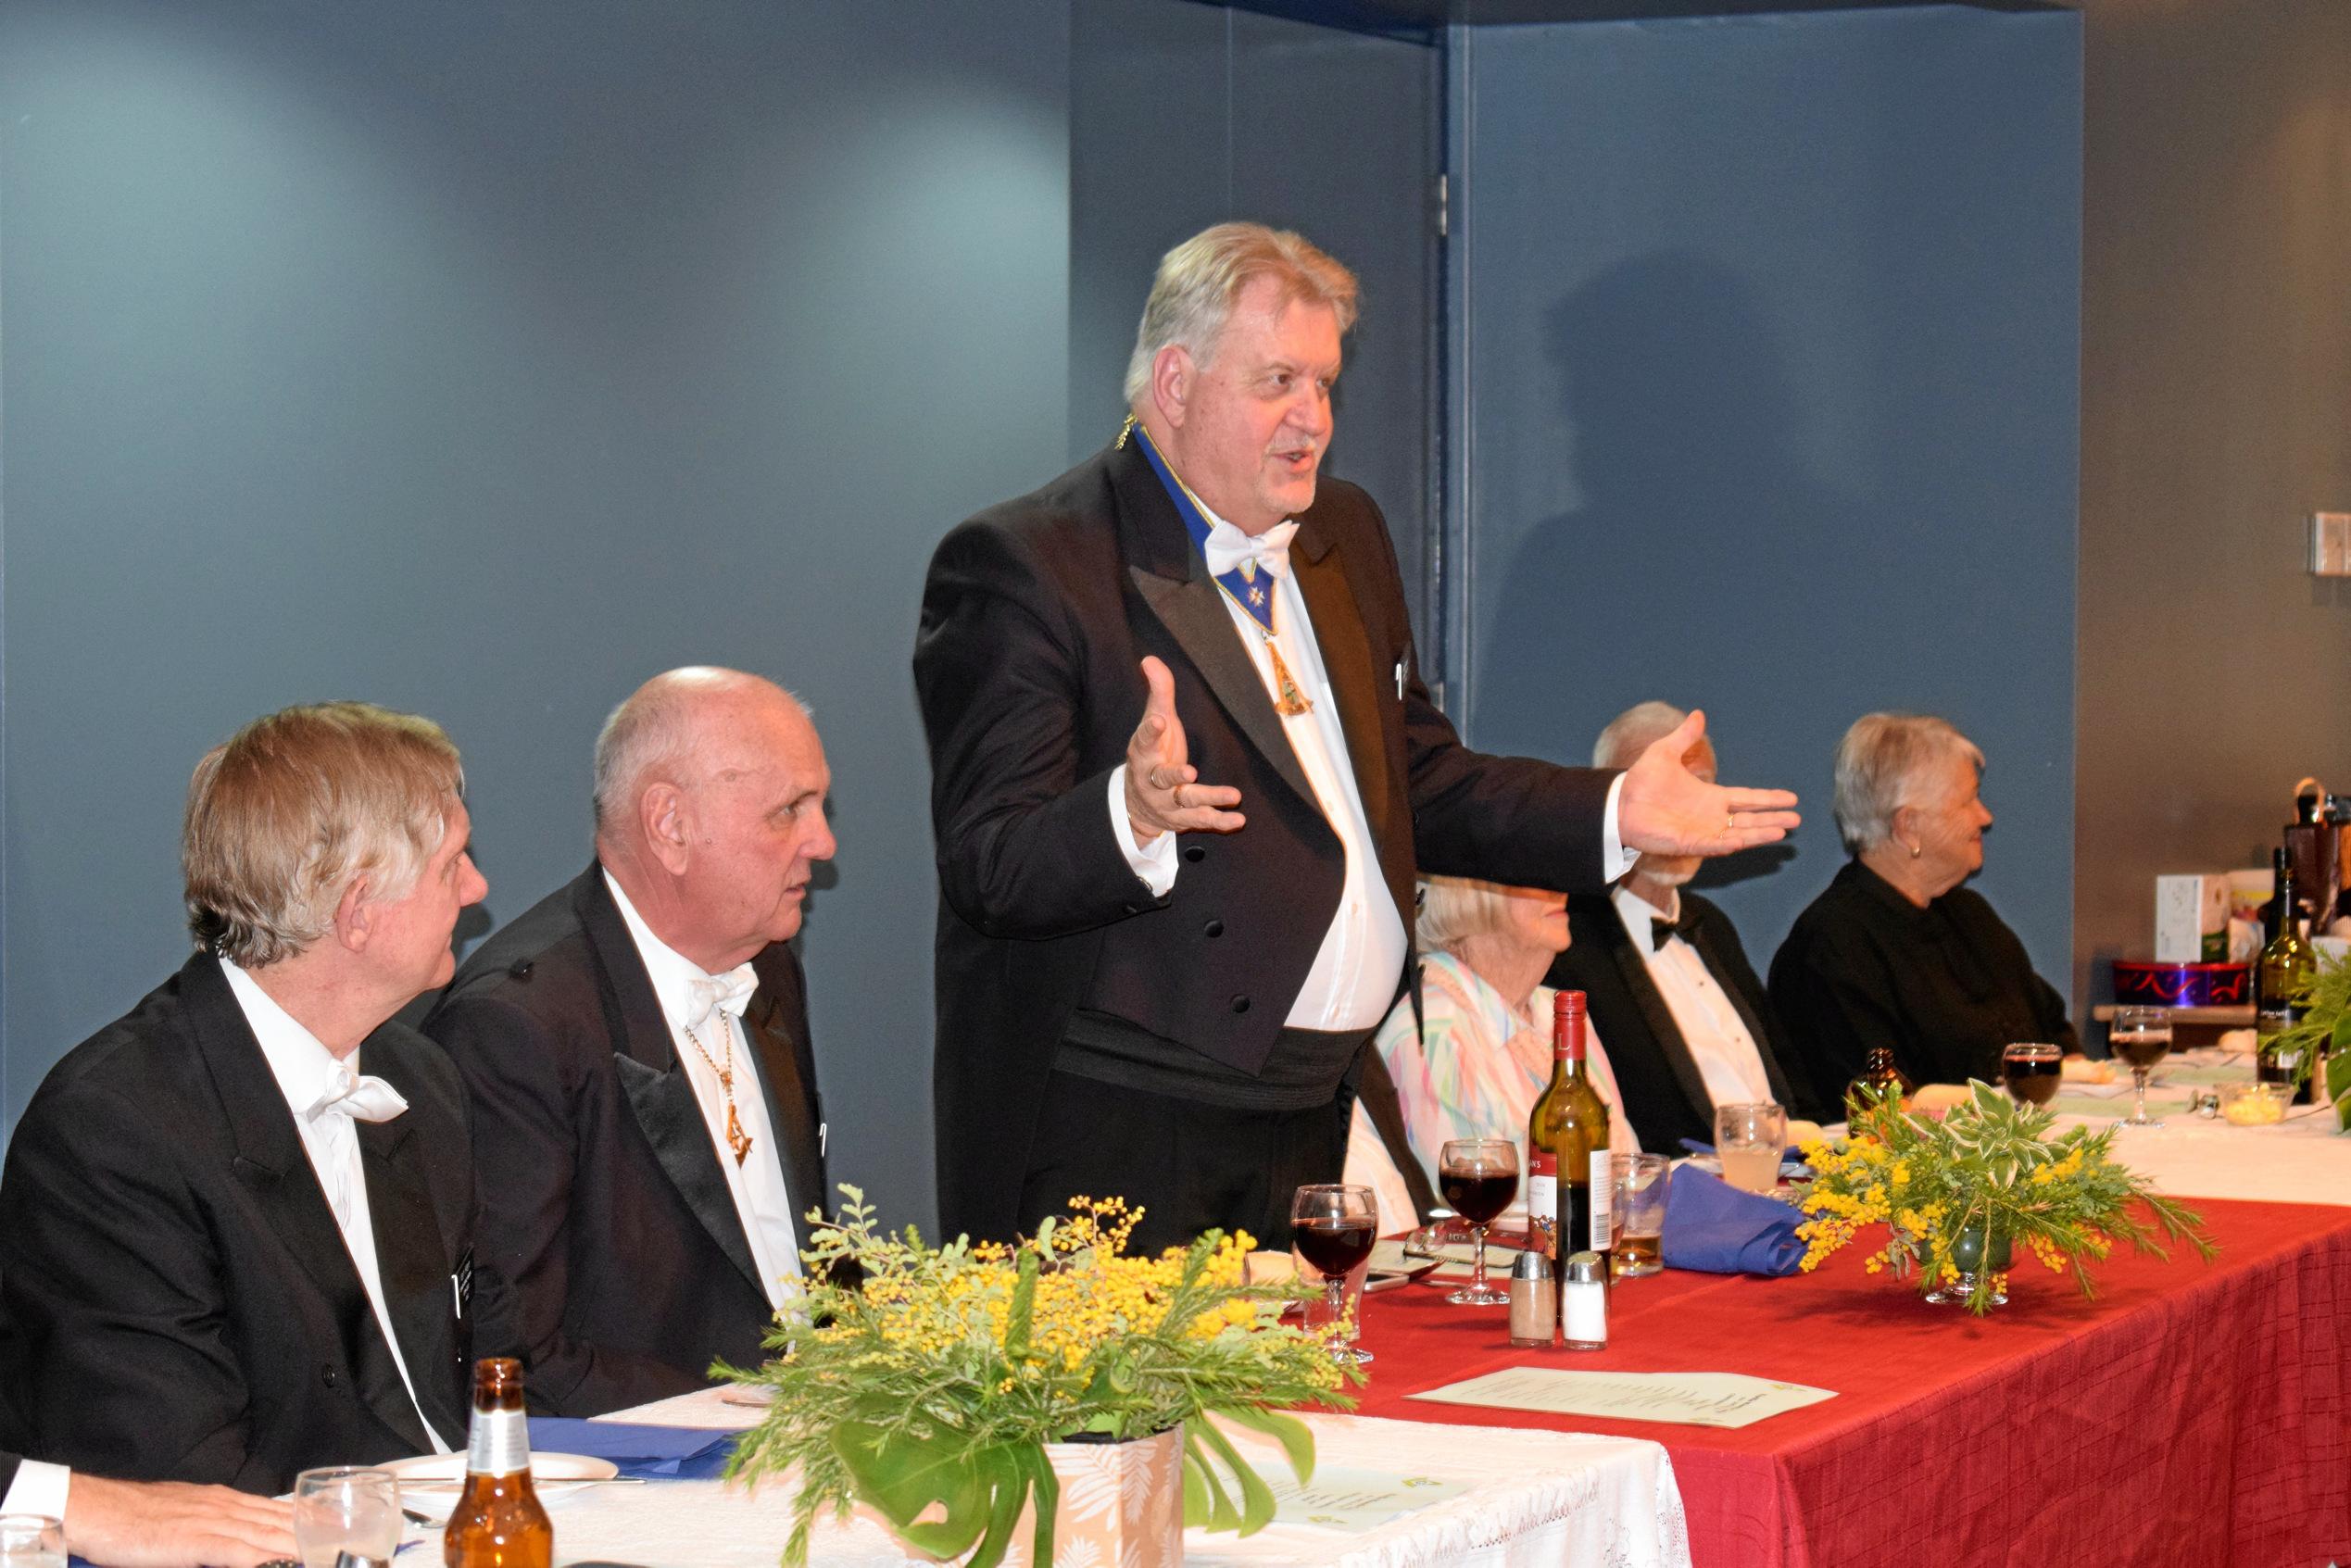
[0,702,508,1496]
[1769,711,2075,1111]
[426,668,836,1417]
[1549,703,1818,1153]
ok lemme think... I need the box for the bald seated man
[426,668,837,1417]
[0,1451,293,1568]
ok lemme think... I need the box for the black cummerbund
[1055,1009,1372,1111]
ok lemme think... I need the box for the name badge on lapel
[451,1247,475,1320]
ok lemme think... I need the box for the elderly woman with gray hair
[1344,875,1635,1229]
[1769,713,2076,1113]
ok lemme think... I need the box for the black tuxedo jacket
[915,436,1618,1242]
[1547,891,1817,1151]
[423,864,827,1417]
[0,955,498,1494]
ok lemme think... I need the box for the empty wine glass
[1437,1139,1518,1306]
[2109,1006,2172,1128]
[1290,1184,1377,1363]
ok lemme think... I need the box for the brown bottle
[444,1358,552,1568]
[1847,1047,1912,1123]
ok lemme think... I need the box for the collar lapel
[187,956,431,1452]
[1113,439,1318,810]
[574,869,765,1297]
[1601,918,1718,1124]
[742,983,823,1222]
[356,1099,462,1448]
[1289,533,1393,846]
[1682,905,1799,1106]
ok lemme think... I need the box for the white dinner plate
[378,1450,621,1491]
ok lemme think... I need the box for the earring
[1908,842,1923,859]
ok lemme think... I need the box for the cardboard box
[2156,874,2233,963]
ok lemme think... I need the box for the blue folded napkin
[1659,1166,1805,1277]
[526,1417,739,1480]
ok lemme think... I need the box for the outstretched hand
[1123,656,1245,847]
[1617,709,1799,857]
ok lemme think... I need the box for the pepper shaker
[1508,1248,1556,1348]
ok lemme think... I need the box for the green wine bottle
[1527,990,1612,1273]
[2257,847,2319,1105]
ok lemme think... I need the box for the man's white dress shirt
[1612,884,1774,1109]
[605,874,802,1308]
[0,1458,69,1524]
[1110,490,1630,1030]
[220,960,451,1452]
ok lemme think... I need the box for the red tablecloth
[1352,1198,2351,1568]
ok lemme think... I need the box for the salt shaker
[1508,1248,1556,1348]
[1561,1249,1608,1350]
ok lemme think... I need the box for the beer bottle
[444,1357,552,1568]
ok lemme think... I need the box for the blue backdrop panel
[0,0,1073,1224]
[1456,6,2081,998]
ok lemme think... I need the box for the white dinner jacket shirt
[604,874,802,1308]
[1108,489,1631,1031]
[220,960,451,1452]
[1612,884,1774,1110]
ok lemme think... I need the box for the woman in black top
[1769,713,2075,1111]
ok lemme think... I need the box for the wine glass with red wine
[2109,1006,2172,1128]
[1290,1184,1378,1364]
[2001,1042,2063,1108]
[1437,1138,1517,1307]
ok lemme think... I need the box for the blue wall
[1452,6,2082,993]
[0,0,1075,1226]
[1070,0,1439,622]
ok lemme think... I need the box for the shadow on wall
[1477,253,1899,759]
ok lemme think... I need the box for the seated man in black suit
[426,668,836,1417]
[0,703,508,1495]
[0,1448,294,1567]
[1549,703,1817,1151]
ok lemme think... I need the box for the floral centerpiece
[723,1190,1357,1568]
[2261,947,2351,1132]
[1794,1082,2217,1315]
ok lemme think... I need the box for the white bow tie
[308,1062,409,1125]
[1202,518,1298,583]
[685,965,759,1031]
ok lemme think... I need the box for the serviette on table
[528,1417,738,1480]
[1660,1166,1804,1277]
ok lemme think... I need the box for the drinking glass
[2109,1006,2173,1129]
[1437,1138,1517,1306]
[2001,1042,2063,1107]
[1715,1102,1787,1194]
[1290,1183,1377,1364]
[0,1515,65,1568]
[1611,1151,1670,1277]
[292,1466,401,1568]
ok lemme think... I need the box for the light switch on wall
[2310,512,2351,577]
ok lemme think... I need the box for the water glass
[1611,1151,1670,1276]
[292,1466,401,1568]
[0,1515,65,1568]
[1715,1102,1787,1194]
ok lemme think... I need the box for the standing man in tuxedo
[1550,703,1819,1153]
[0,703,506,1494]
[426,668,835,1417]
[915,222,1799,1251]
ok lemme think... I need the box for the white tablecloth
[2055,1098,2348,1205]
[491,1390,1691,1568]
